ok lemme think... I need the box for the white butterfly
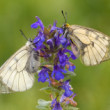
[0,40,40,93]
[63,24,110,66]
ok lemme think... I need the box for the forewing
[69,25,110,66]
[0,46,34,93]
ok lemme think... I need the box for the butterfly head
[26,39,35,49]
[61,11,70,31]
[26,40,33,46]
[62,23,70,31]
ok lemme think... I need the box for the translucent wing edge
[0,46,28,71]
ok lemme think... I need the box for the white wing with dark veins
[0,44,34,93]
[68,25,110,66]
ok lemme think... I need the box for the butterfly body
[63,24,110,66]
[0,41,40,93]
[26,49,40,73]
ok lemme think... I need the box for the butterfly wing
[0,45,34,93]
[67,25,110,66]
[0,81,12,93]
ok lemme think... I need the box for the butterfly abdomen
[26,50,40,73]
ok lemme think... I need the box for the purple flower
[50,21,57,32]
[50,21,63,34]
[57,48,76,68]
[31,17,45,50]
[66,61,76,72]
[61,37,71,48]
[33,30,45,50]
[38,67,50,83]
[51,98,57,107]
[47,38,54,50]
[66,94,76,105]
[51,65,67,80]
[63,49,77,60]
[57,48,69,67]
[63,86,73,97]
[59,35,67,45]
[60,94,67,103]
[60,93,76,105]
[47,23,66,50]
[51,98,62,110]
[53,102,62,110]
[31,16,77,109]
[53,32,61,47]
[40,49,51,58]
[49,22,65,48]
[69,65,76,71]
[61,80,73,97]
[31,16,44,30]
[47,33,66,51]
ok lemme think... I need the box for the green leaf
[40,87,52,91]
[38,99,51,106]
[40,87,53,94]
[36,99,51,110]
[64,106,79,110]
[40,86,60,94]
[66,71,76,76]
[64,71,76,79]
[40,62,53,66]
[36,105,50,110]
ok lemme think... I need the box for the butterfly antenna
[19,29,28,41]
[61,10,67,23]
[65,12,67,23]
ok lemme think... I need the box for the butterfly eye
[61,24,65,30]
[28,38,33,42]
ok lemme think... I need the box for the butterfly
[0,40,40,93]
[62,23,110,66]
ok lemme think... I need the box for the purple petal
[69,65,76,71]
[64,88,73,97]
[31,22,39,28]
[60,94,67,103]
[51,98,57,107]
[31,16,44,30]
[52,102,62,110]
[55,71,64,80]
[47,39,54,49]
[61,80,73,97]
[38,68,50,83]
[35,16,44,30]
[60,69,67,73]
[50,21,57,32]
[60,35,67,44]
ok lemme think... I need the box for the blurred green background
[0,0,110,110]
